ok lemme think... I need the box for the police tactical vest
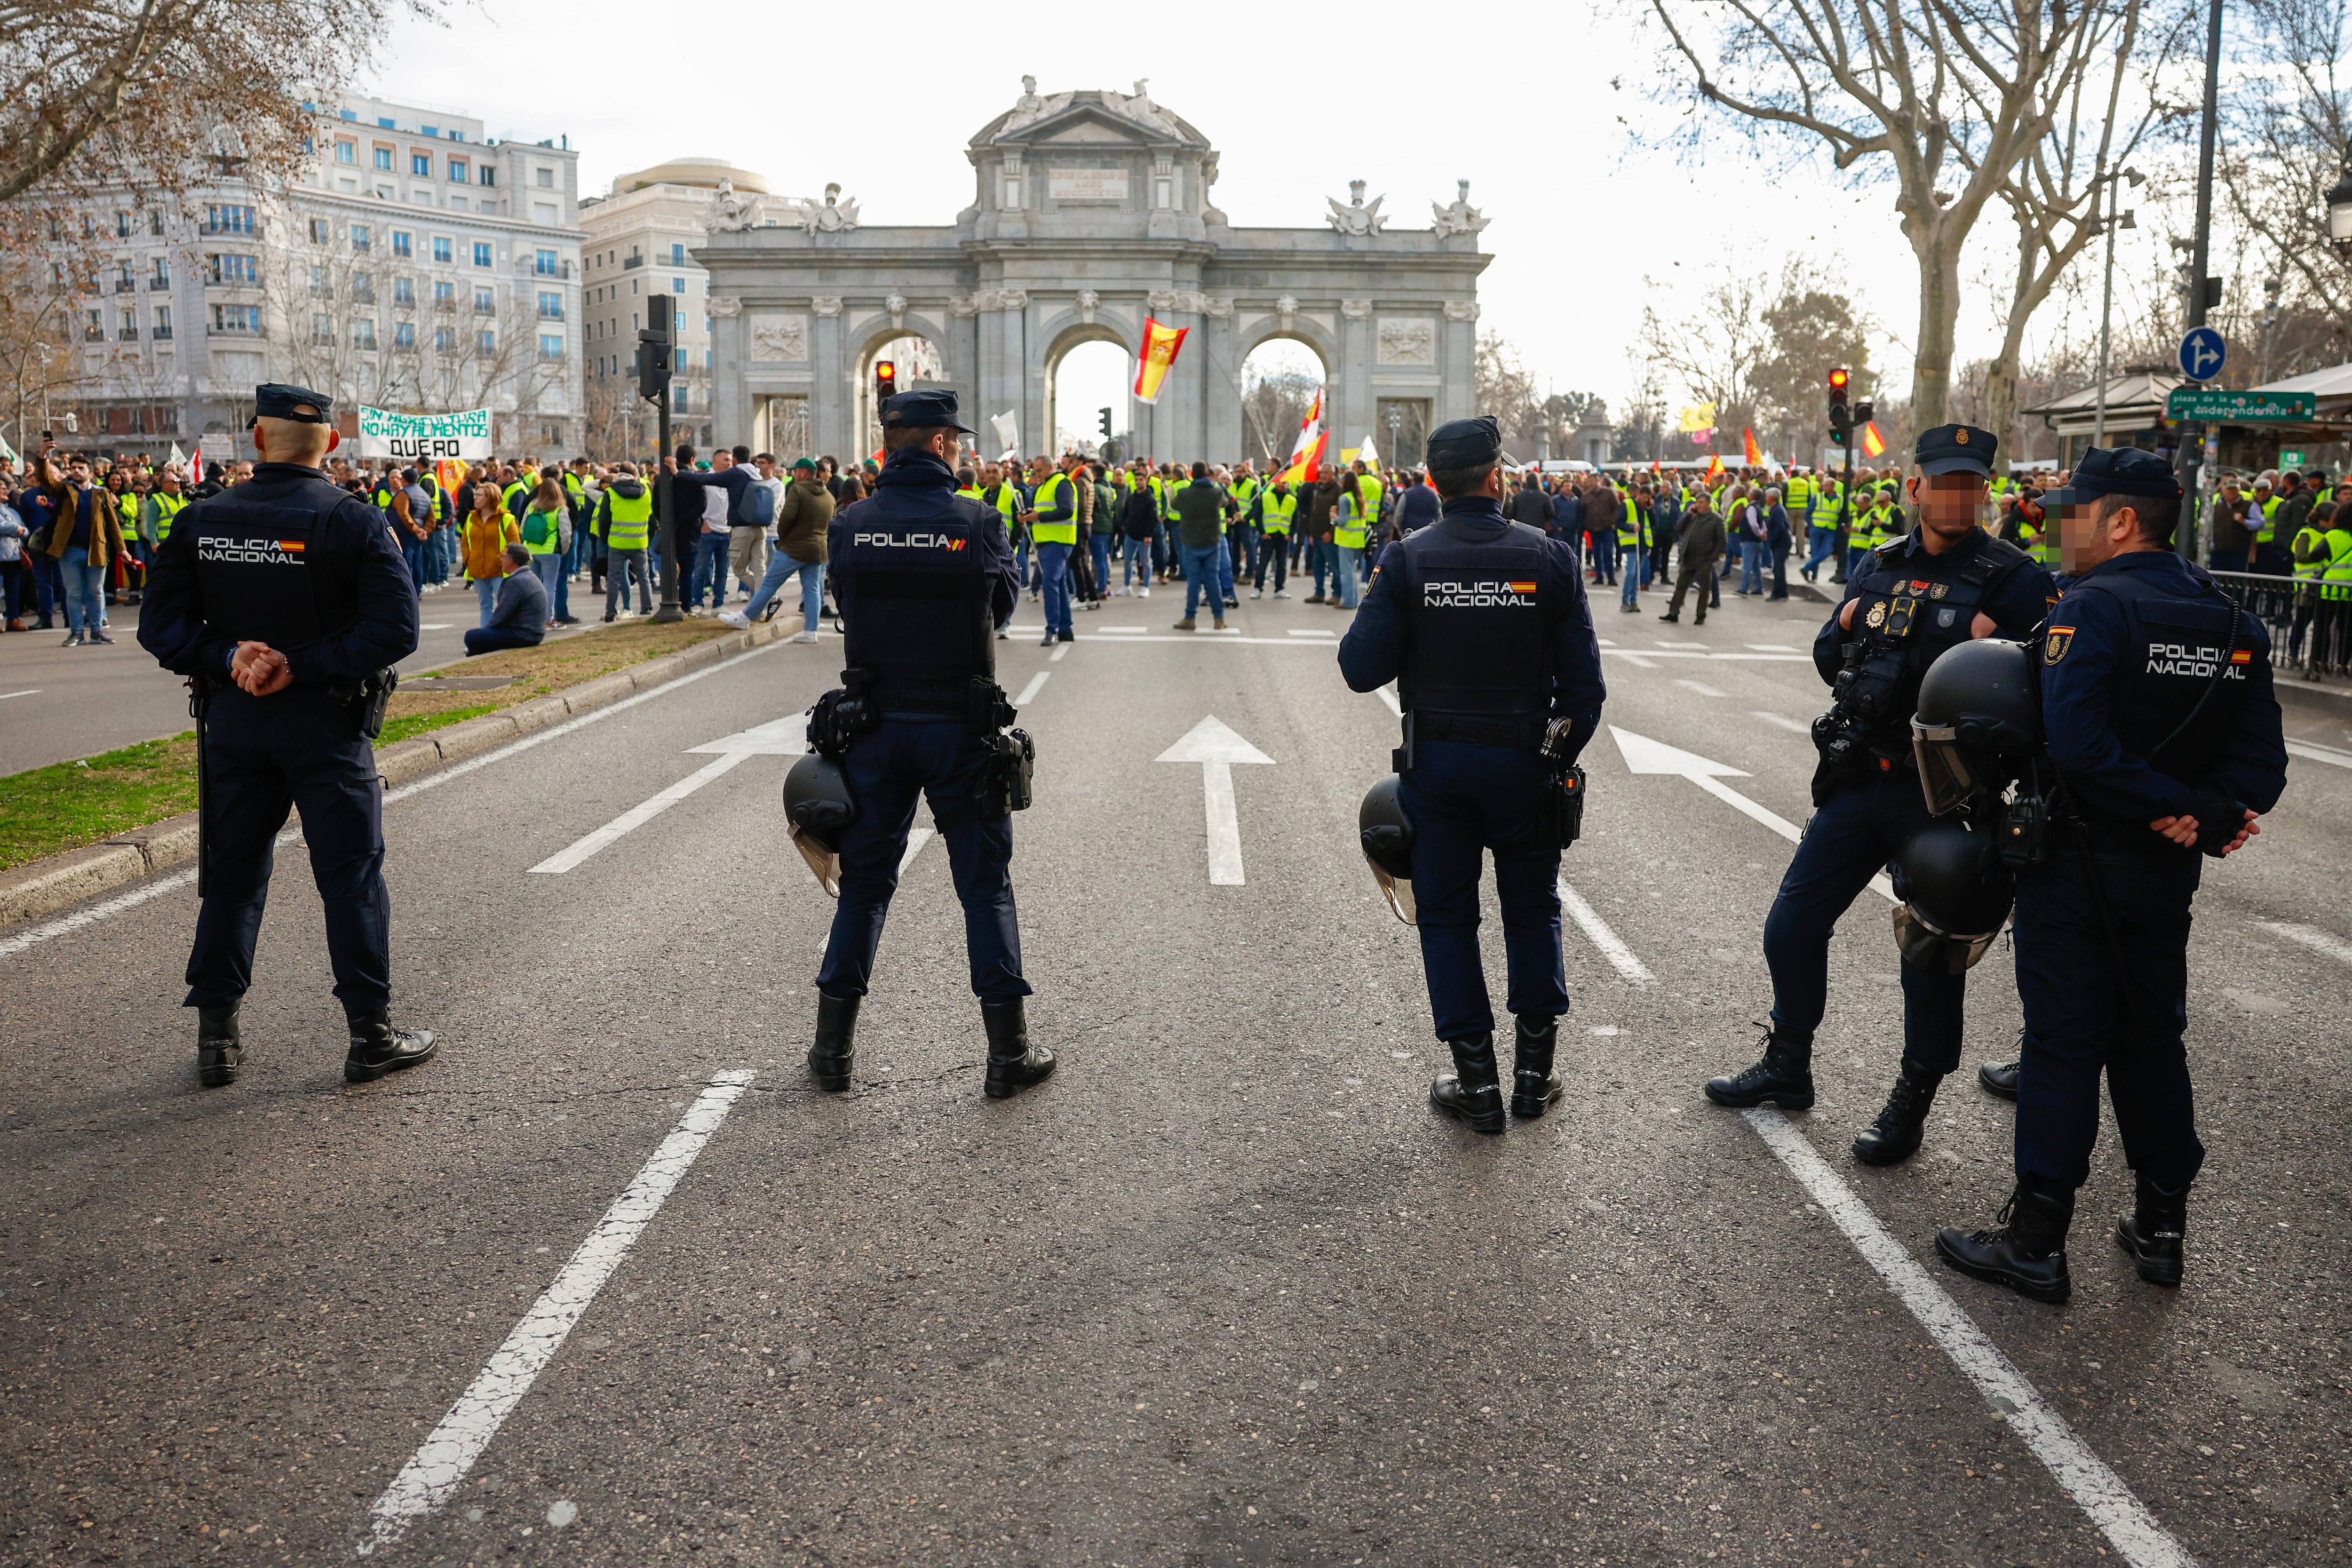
[2056,563,2259,799]
[1398,517,1551,737]
[186,485,365,652]
[839,493,996,713]
[1840,533,2031,746]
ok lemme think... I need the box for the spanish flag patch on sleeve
[2044,626,2074,665]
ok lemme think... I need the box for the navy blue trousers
[185,685,391,1012]
[1763,769,1963,1073]
[816,717,1029,1002]
[2012,844,2204,1192]
[1398,740,1566,1041]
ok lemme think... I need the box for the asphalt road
[0,579,618,776]
[3,571,2347,1567]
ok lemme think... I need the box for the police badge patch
[1865,601,1887,629]
[2044,625,2074,665]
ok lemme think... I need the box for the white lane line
[1557,877,1653,983]
[1673,679,1729,698]
[811,829,935,954]
[0,688,41,700]
[1,645,780,957]
[2284,738,2352,771]
[417,622,453,631]
[1602,649,1810,662]
[1686,771,1891,903]
[358,1071,757,1556]
[1747,642,1799,652]
[1097,625,1146,633]
[1741,1107,2198,1568]
[1377,683,1403,718]
[2257,919,2352,967]
[528,753,754,875]
[1619,653,1660,669]
[1287,629,1336,638]
[1657,640,1710,650]
[1750,710,1812,735]
[992,630,1332,647]
[1013,671,1050,706]
[1049,644,1070,662]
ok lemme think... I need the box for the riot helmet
[1359,775,1417,925]
[1889,820,2014,974]
[1910,637,2042,816]
[782,752,858,897]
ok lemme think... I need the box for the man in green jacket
[723,458,835,640]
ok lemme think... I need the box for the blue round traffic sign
[2178,326,2226,382]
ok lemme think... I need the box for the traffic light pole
[650,382,681,623]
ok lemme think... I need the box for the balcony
[149,275,170,291]
[153,325,173,342]
[114,278,135,294]
[199,218,262,239]
[622,255,643,270]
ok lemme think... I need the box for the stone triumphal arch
[697,81,1491,462]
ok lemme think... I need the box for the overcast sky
[366,0,2178,448]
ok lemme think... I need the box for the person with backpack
[723,457,832,640]
[518,478,572,620]
[731,452,784,600]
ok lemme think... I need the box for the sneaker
[61,632,83,647]
[1137,587,1150,599]
[1114,586,1130,596]
[1250,588,1263,600]
[717,608,750,629]
[88,630,115,644]
[1273,589,1290,599]
[792,629,819,644]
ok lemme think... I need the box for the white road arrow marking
[1557,877,1653,983]
[530,716,808,875]
[1610,725,1893,902]
[1156,716,1274,886]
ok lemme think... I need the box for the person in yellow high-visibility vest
[1029,452,1084,645]
[595,462,657,619]
[1251,479,1295,598]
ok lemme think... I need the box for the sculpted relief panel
[748,314,810,363]
[1376,318,1436,365]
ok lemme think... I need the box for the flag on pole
[1677,401,1717,435]
[991,411,1019,459]
[1741,428,1763,467]
[1279,387,1327,486]
[1357,430,1381,473]
[434,458,467,500]
[1860,421,1887,458]
[1133,318,1188,405]
[1705,453,1725,481]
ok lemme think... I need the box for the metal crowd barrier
[2208,569,2347,677]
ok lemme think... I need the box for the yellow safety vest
[602,487,653,551]
[1259,489,1295,535]
[1783,475,1814,527]
[2321,528,2352,602]
[980,483,1019,524]
[520,506,563,555]
[1355,474,1382,526]
[1334,497,1367,550]
[151,492,189,541]
[2255,496,2281,545]
[1232,477,1260,517]
[1030,473,1079,545]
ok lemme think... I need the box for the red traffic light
[876,360,897,399]
[1828,367,1851,392]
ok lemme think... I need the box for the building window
[152,305,173,341]
[310,264,330,297]
[149,256,169,289]
[411,152,432,177]
[477,328,496,356]
[535,248,557,276]
[351,223,370,251]
[479,166,496,186]
[671,277,684,294]
[474,287,494,315]
[373,147,393,170]
[393,276,413,305]
[472,241,492,267]
[309,217,331,243]
[392,230,412,257]
[432,236,453,263]
[448,157,468,183]
[673,347,686,372]
[204,204,255,235]
[447,128,463,142]
[149,211,164,237]
[395,320,415,348]
[209,303,262,335]
[538,333,563,361]
[421,125,437,139]
[433,279,454,309]
[353,318,377,349]
[435,325,455,351]
[537,291,562,319]
[534,167,552,187]
[84,310,103,341]
[114,211,131,238]
[670,242,685,267]
[336,139,356,164]
[312,313,333,344]
[352,273,374,304]
[206,253,258,284]
[119,309,138,341]
[116,260,134,293]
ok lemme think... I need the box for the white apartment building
[61,94,586,459]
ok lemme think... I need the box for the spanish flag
[1280,386,1326,485]
[1742,427,1763,467]
[1860,421,1887,458]
[1704,453,1724,481]
[1134,318,1189,406]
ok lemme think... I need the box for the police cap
[1914,423,1997,478]
[880,389,976,434]
[1425,415,1502,470]
[2038,445,2183,508]
[253,383,333,423]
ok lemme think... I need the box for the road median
[0,613,801,931]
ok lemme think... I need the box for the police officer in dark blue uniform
[1704,426,2055,1162]
[806,389,1054,1099]
[137,384,436,1088]
[1935,448,2287,1304]
[1338,417,1607,1133]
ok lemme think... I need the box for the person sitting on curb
[463,543,547,656]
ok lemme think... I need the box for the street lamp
[2327,161,2352,257]
[2093,166,2145,449]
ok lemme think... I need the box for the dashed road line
[358,1071,757,1555]
[1750,710,1812,734]
[1049,644,1070,662]
[529,754,755,875]
[0,688,41,700]
[1673,679,1729,698]
[1013,671,1050,706]
[1557,877,1653,983]
[2284,738,2352,771]
[2257,919,2352,967]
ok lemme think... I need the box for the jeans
[1767,540,1790,599]
[1312,540,1340,599]
[1739,540,1765,594]
[1088,534,1112,601]
[1254,532,1289,591]
[1122,536,1153,589]
[1334,544,1362,608]
[1036,541,1073,635]
[1181,543,1224,620]
[1399,740,1566,1040]
[0,559,24,622]
[1620,546,1643,607]
[60,547,105,635]
[464,625,544,656]
[1589,533,1618,585]
[400,535,427,595]
[604,548,652,616]
[1803,526,1838,577]
[691,531,731,609]
[1218,537,1236,603]
[747,549,825,628]
[32,552,63,621]
[473,576,500,624]
[532,552,564,618]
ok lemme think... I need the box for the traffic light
[636,294,673,402]
[1827,367,1852,448]
[1098,406,1113,440]
[875,359,897,408]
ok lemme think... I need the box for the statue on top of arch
[1325,180,1387,237]
[1430,179,1490,239]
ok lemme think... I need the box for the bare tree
[1475,331,1545,454]
[2220,0,2352,364]
[1645,0,2127,427]
[0,260,84,456]
[1639,266,1777,454]
[1242,370,1317,464]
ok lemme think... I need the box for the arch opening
[857,332,947,455]
[1239,337,1327,468]
[1048,337,1133,459]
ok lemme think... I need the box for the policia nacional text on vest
[133,383,438,1089]
[789,388,1056,1102]
[1704,423,2056,1168]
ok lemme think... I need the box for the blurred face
[1904,470,1987,540]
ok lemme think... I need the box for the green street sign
[2280,449,2306,467]
[2164,388,2317,422]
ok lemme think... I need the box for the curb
[0,614,799,932]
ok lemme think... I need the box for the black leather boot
[1510,1015,1564,1119]
[344,1009,438,1083]
[807,991,859,1091]
[1978,1059,2021,1099]
[1935,1180,2074,1304]
[982,998,1055,1098]
[1851,1060,1944,1166]
[2114,1175,2189,1288]
[1704,1025,1815,1111]
[1430,1033,1506,1134]
[197,1004,243,1088]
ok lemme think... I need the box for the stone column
[810,295,847,456]
[1198,294,1237,462]
[708,295,745,443]
[1441,301,1479,424]
[1339,299,1375,459]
